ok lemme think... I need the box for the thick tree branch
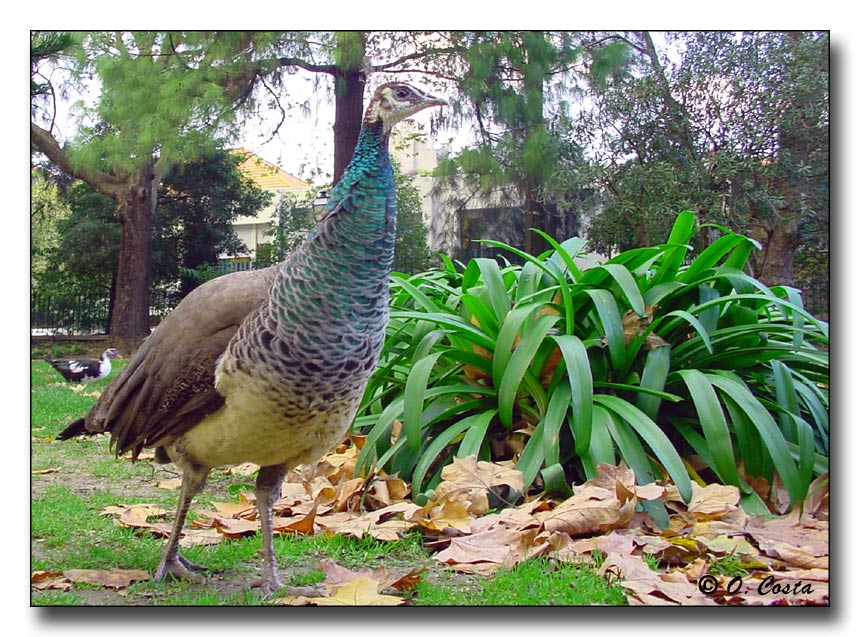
[277,56,336,75]
[30,121,125,196]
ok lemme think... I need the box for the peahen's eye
[394,87,410,99]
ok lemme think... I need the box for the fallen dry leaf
[599,553,717,606]
[384,567,426,593]
[319,558,383,586]
[537,487,635,536]
[316,510,418,541]
[308,575,406,606]
[78,443,826,607]
[363,476,410,509]
[316,558,423,594]
[687,483,741,517]
[273,567,406,607]
[273,501,318,535]
[410,496,473,532]
[206,517,260,538]
[101,504,168,529]
[178,528,224,547]
[277,481,312,504]
[211,500,258,519]
[154,477,182,490]
[434,480,489,516]
[434,526,524,568]
[743,513,828,569]
[367,519,417,542]
[695,533,759,557]
[441,455,525,498]
[63,568,150,589]
[31,570,72,591]
[332,477,365,511]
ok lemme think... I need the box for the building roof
[230,148,307,191]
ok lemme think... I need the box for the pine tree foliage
[433,31,630,254]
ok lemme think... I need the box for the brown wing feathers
[78,267,276,460]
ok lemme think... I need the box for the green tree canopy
[392,162,435,275]
[554,31,828,301]
[34,150,271,315]
[156,150,272,296]
[433,31,630,255]
[30,31,296,349]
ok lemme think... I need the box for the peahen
[46,348,120,383]
[56,83,446,597]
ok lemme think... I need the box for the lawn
[30,357,628,606]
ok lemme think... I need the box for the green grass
[31,358,627,606]
[707,554,750,578]
[31,358,129,439]
[415,558,627,606]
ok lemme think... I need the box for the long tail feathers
[56,418,89,440]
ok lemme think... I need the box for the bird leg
[252,463,288,598]
[154,464,210,582]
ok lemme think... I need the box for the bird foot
[250,572,285,599]
[154,553,208,583]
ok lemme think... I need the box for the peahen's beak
[418,89,447,108]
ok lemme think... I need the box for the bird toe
[154,554,208,583]
[251,573,285,599]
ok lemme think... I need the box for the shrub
[353,212,829,521]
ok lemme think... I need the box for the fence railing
[31,262,265,337]
[31,288,176,336]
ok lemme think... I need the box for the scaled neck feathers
[264,117,396,339]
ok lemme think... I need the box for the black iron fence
[31,262,262,337]
[31,288,176,336]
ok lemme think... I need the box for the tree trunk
[752,33,816,290]
[109,170,158,353]
[331,32,368,184]
[31,122,160,353]
[332,71,366,184]
[756,219,800,287]
[521,32,551,256]
[523,191,551,256]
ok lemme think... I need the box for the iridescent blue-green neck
[328,120,392,213]
[266,118,397,341]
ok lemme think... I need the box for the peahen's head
[364,83,447,132]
